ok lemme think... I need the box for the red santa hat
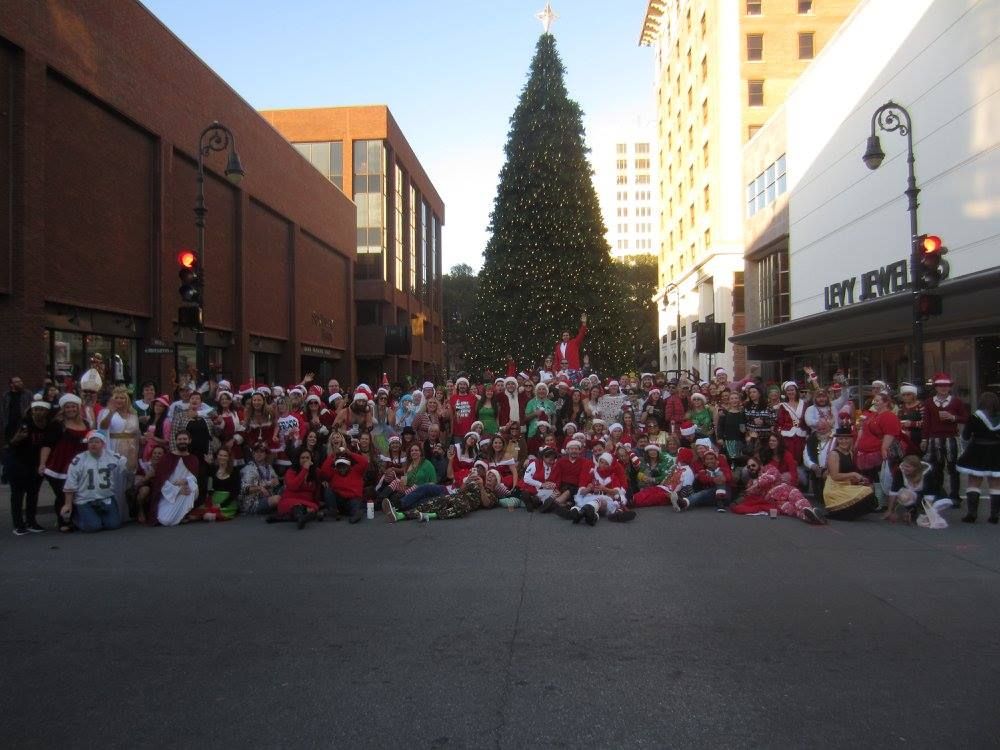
[677,447,694,465]
[781,380,798,392]
[58,393,82,407]
[932,372,952,386]
[690,392,708,404]
[238,381,254,395]
[216,390,234,401]
[353,384,373,402]
[562,422,577,433]
[381,372,390,389]
[644,443,662,454]
[456,376,470,387]
[217,379,232,392]
[597,452,614,466]
[679,421,696,437]
[305,394,322,405]
[899,383,919,396]
[609,422,623,434]
[308,385,324,398]
[713,367,727,377]
[422,381,435,390]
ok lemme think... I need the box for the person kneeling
[147,430,201,526]
[570,452,635,526]
[62,432,128,533]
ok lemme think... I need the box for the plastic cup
[769,508,778,519]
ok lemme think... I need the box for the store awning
[731,267,1000,360]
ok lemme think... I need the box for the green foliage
[614,256,660,374]
[467,33,630,374]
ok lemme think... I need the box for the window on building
[689,203,695,225]
[799,32,815,59]
[353,139,387,281]
[293,141,344,190]
[635,158,650,169]
[688,164,694,188]
[420,200,429,299]
[636,174,650,184]
[616,143,627,154]
[704,228,712,248]
[616,159,627,170]
[747,1,762,15]
[700,12,706,36]
[687,86,693,107]
[703,185,710,211]
[746,153,788,217]
[757,248,790,326]
[686,49,692,70]
[702,99,709,124]
[701,55,708,81]
[409,185,418,295]
[748,125,762,139]
[748,80,764,106]
[702,141,710,168]
[798,0,813,13]
[747,34,763,61]
[635,142,650,154]
[733,271,745,314]
[394,162,405,291]
[616,175,627,185]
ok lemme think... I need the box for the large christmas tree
[468,32,629,374]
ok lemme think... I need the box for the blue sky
[142,0,653,270]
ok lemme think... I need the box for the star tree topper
[536,3,559,33]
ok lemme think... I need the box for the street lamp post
[862,101,924,390]
[665,282,681,373]
[194,121,244,382]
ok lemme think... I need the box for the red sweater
[277,467,321,514]
[318,451,368,498]
[554,456,592,488]
[922,395,968,439]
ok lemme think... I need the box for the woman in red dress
[42,394,90,531]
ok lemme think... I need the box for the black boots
[962,491,980,523]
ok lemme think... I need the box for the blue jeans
[74,498,122,532]
[688,487,730,508]
[399,484,447,510]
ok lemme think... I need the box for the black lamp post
[194,121,244,382]
[862,101,924,391]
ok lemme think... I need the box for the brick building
[261,107,445,385]
[0,0,357,393]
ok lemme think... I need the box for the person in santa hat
[337,385,374,437]
[552,438,591,512]
[569,451,634,525]
[774,380,808,470]
[497,376,528,429]
[518,446,562,512]
[922,372,968,506]
[449,377,479,442]
[213,389,245,467]
[554,313,588,371]
[632,447,696,510]
[956,391,1000,523]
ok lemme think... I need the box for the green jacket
[406,459,438,487]
[524,397,556,437]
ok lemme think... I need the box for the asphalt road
[2,492,999,749]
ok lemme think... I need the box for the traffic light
[917,234,947,289]
[917,292,942,319]
[177,249,203,328]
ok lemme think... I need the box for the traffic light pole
[193,121,244,385]
[863,102,924,391]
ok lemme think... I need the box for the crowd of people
[3,330,999,535]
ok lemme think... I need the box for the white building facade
[736,0,1000,399]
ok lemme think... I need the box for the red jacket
[276,466,321,514]
[554,323,587,370]
[318,451,368,499]
[497,390,530,428]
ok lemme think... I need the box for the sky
[141,0,655,272]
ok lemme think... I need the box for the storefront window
[250,352,280,385]
[945,338,974,402]
[48,329,138,390]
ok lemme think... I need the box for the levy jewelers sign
[822,257,949,310]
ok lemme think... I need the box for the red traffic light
[177,249,198,268]
[920,235,943,254]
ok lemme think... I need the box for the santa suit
[518,459,561,499]
[450,452,477,488]
[497,389,529,427]
[489,457,517,489]
[554,323,588,370]
[217,411,245,466]
[575,461,628,516]
[775,399,808,463]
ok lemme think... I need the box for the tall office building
[261,106,444,384]
[595,119,660,260]
[639,0,860,375]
